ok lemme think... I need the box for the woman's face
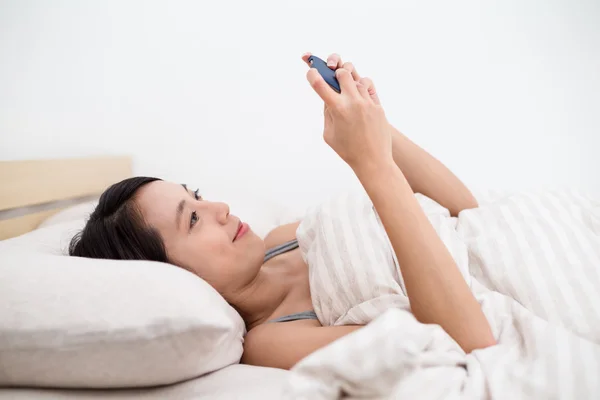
[135,180,265,297]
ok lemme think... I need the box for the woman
[70,52,496,370]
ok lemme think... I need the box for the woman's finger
[335,68,359,98]
[306,68,339,106]
[358,77,380,105]
[326,53,343,69]
[342,62,360,81]
[355,82,370,101]
[301,52,312,66]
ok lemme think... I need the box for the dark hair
[69,176,169,262]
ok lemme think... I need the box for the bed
[0,156,292,399]
[2,157,600,400]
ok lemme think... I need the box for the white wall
[1,0,599,211]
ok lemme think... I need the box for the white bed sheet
[0,364,290,399]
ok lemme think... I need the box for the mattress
[0,364,290,399]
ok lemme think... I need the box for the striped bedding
[286,188,600,399]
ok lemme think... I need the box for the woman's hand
[302,52,392,172]
[301,53,381,105]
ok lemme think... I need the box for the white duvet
[286,189,600,399]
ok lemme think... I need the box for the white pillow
[0,222,246,388]
[38,200,98,229]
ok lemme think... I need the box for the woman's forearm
[390,126,478,216]
[353,160,496,353]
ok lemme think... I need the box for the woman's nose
[215,202,230,224]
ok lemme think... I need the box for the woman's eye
[190,211,199,229]
[194,189,202,201]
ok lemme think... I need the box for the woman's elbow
[450,197,479,217]
[465,337,497,354]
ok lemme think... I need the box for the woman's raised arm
[305,62,496,353]
[302,52,478,217]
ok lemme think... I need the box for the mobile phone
[307,55,341,93]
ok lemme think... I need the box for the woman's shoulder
[263,220,302,250]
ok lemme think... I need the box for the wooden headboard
[0,156,132,240]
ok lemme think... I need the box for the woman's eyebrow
[175,183,192,230]
[175,199,185,230]
[175,184,199,229]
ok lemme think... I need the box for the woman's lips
[234,222,249,241]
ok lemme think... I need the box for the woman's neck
[229,260,293,330]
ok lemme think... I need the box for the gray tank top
[263,239,318,323]
[263,239,299,263]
